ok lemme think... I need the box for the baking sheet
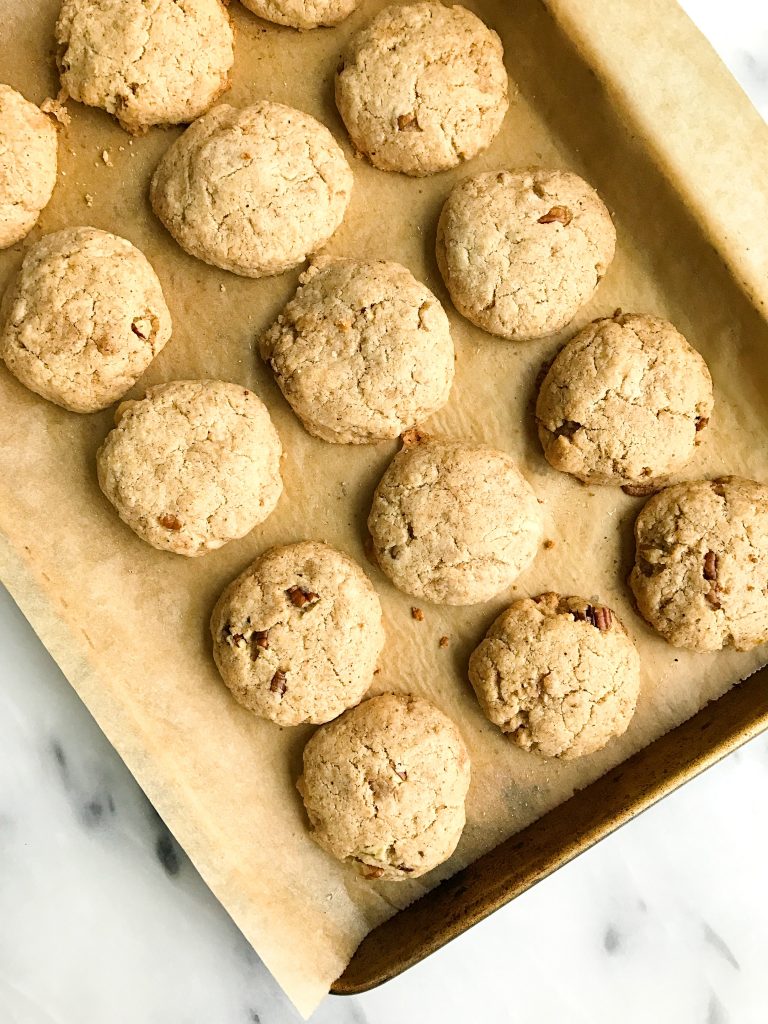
[3,0,768,1015]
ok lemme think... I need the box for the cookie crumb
[101,149,113,166]
[84,193,93,206]
[543,539,555,550]
[439,635,449,648]
[411,607,424,621]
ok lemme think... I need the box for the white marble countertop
[2,3,768,1022]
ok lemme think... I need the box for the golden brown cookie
[469,593,640,759]
[630,477,768,652]
[536,313,713,486]
[211,541,384,726]
[436,168,615,340]
[298,693,471,879]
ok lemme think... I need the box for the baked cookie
[335,3,508,176]
[240,0,360,29]
[0,227,171,413]
[629,477,768,652]
[536,313,713,487]
[469,593,640,759]
[368,431,543,604]
[436,169,616,340]
[259,257,454,444]
[211,541,384,725]
[55,0,234,134]
[150,102,353,277]
[0,85,58,249]
[298,693,470,879]
[97,380,282,555]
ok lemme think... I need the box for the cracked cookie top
[259,257,454,444]
[367,431,543,605]
[240,0,360,29]
[468,592,640,759]
[97,379,283,555]
[436,168,616,340]
[335,3,508,176]
[298,693,470,879]
[0,227,171,413]
[211,541,384,725]
[629,476,768,652]
[0,85,58,249]
[150,102,353,277]
[536,312,714,486]
[55,0,234,134]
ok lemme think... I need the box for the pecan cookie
[469,593,640,759]
[336,3,508,176]
[368,431,543,604]
[298,693,471,879]
[150,102,353,277]
[211,541,384,726]
[259,257,454,443]
[0,85,58,249]
[0,227,171,412]
[55,0,234,133]
[436,169,615,340]
[536,313,713,486]
[240,0,360,29]
[97,380,282,555]
[630,477,768,652]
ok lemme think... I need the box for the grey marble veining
[2,3,768,1022]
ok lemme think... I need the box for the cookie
[0,85,58,249]
[436,169,616,340]
[211,541,384,725]
[368,432,543,604]
[469,593,640,759]
[629,477,768,652]
[150,102,353,277]
[298,693,470,879]
[240,0,359,29]
[0,227,171,413]
[536,313,714,487]
[55,0,234,134]
[335,3,508,176]
[259,257,454,444]
[97,380,282,555]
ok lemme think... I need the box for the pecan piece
[622,482,658,497]
[251,630,270,658]
[270,670,287,695]
[538,205,573,226]
[703,550,718,581]
[695,416,709,433]
[397,112,419,131]
[157,513,182,531]
[439,635,449,648]
[287,586,319,608]
[362,865,385,880]
[411,607,424,621]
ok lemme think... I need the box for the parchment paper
[3,0,768,1015]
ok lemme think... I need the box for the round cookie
[97,380,282,556]
[0,227,171,413]
[436,169,616,340]
[211,541,384,726]
[0,85,58,249]
[55,0,234,134]
[468,593,641,759]
[536,313,714,487]
[259,257,454,444]
[240,0,359,29]
[335,3,508,176]
[368,432,543,604]
[298,693,471,879]
[150,102,353,277]
[629,476,768,652]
